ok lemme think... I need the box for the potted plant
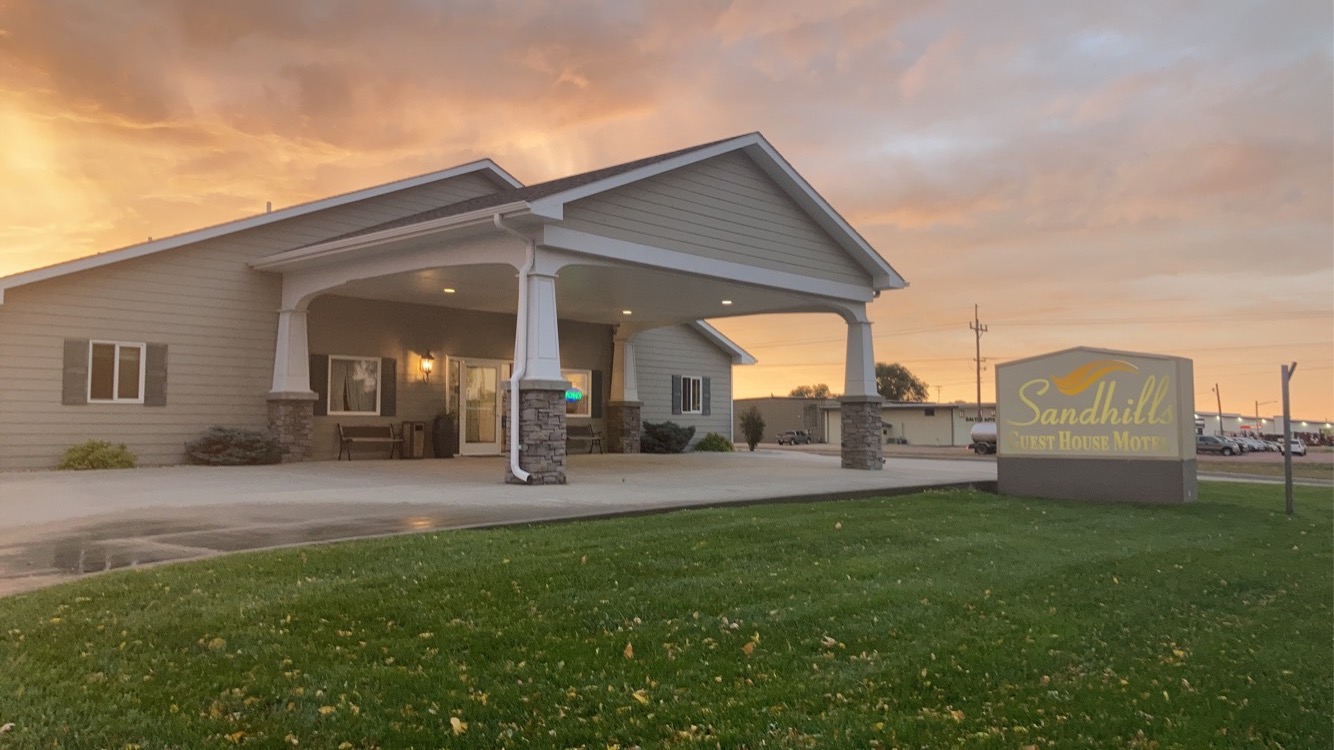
[432,410,458,458]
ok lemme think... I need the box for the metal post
[1213,383,1224,435]
[1281,363,1298,517]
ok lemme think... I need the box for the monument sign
[996,347,1196,504]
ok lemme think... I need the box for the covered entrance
[257,133,906,483]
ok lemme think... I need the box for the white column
[610,328,639,402]
[843,319,877,398]
[521,271,565,385]
[270,307,315,396]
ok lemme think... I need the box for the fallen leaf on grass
[742,641,755,656]
[631,689,650,705]
[451,716,468,735]
[820,635,837,648]
[318,705,336,716]
[0,723,13,734]
[623,642,634,659]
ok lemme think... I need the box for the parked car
[1235,436,1266,452]
[1279,439,1308,457]
[777,430,812,445]
[1263,440,1283,452]
[1196,435,1237,455]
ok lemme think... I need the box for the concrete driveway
[0,450,996,596]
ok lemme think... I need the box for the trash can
[402,421,427,459]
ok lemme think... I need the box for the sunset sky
[1,1,1331,419]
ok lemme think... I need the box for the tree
[739,406,766,452]
[788,384,834,399]
[875,362,929,402]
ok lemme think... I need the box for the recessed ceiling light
[442,288,456,294]
[621,309,633,315]
[721,300,733,305]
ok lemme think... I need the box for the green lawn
[1,484,1329,749]
[1198,458,1333,481]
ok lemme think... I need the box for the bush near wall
[693,433,735,452]
[186,427,284,466]
[641,421,696,454]
[57,440,137,470]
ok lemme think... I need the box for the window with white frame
[89,341,145,402]
[562,369,592,417]
[329,356,381,415]
[680,375,703,414]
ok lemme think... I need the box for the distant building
[734,397,995,447]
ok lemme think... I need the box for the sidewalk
[1,451,997,596]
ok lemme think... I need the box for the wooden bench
[337,423,403,460]
[566,423,603,454]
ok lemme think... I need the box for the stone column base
[503,387,568,485]
[606,401,642,454]
[267,392,317,463]
[840,396,884,470]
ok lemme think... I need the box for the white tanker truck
[969,421,997,455]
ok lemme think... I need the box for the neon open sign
[564,389,584,403]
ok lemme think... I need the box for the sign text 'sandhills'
[997,350,1194,460]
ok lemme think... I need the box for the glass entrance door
[458,359,507,455]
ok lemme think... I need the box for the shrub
[57,440,137,470]
[739,406,765,452]
[640,421,695,454]
[186,426,284,466]
[693,432,735,452]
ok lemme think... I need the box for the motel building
[0,134,908,482]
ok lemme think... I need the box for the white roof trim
[0,159,522,299]
[690,321,757,365]
[253,202,530,271]
[527,133,907,292]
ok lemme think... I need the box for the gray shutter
[590,370,603,418]
[62,339,90,405]
[380,358,397,417]
[671,374,682,415]
[144,343,168,406]
[702,376,711,416]
[310,354,328,417]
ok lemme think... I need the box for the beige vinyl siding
[562,151,870,285]
[634,325,733,446]
[306,295,613,460]
[0,174,500,469]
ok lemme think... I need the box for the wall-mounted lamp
[420,352,435,382]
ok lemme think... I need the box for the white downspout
[495,214,533,483]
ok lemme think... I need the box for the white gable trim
[541,225,875,303]
[0,160,522,303]
[527,133,906,292]
[689,321,757,365]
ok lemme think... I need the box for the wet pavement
[0,451,998,596]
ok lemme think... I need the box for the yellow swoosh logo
[1050,359,1139,396]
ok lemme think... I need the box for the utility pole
[970,304,988,421]
[935,385,942,403]
[1282,362,1298,517]
[1213,384,1224,435]
[1255,400,1275,432]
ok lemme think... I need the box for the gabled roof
[304,133,906,291]
[0,160,522,302]
[689,321,757,365]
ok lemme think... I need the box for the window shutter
[380,358,397,417]
[590,370,603,418]
[144,343,168,406]
[309,354,329,416]
[702,377,712,416]
[671,374,682,415]
[62,339,90,405]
